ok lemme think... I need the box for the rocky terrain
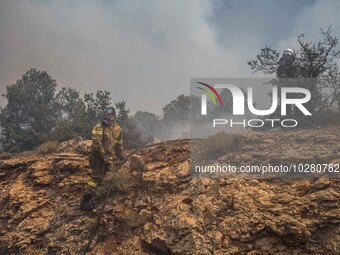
[0,126,339,254]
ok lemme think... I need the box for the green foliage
[54,89,114,141]
[248,26,340,127]
[161,94,204,139]
[132,111,162,141]
[82,90,112,139]
[248,27,340,79]
[247,46,280,74]
[0,68,122,152]
[201,133,242,158]
[115,101,129,124]
[0,67,255,153]
[115,101,147,149]
[162,94,191,126]
[54,87,87,140]
[84,90,111,121]
[0,68,58,152]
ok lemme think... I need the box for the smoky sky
[0,0,339,114]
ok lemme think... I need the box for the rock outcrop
[0,127,339,254]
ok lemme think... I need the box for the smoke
[0,0,243,114]
[0,0,338,115]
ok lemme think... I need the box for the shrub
[35,141,60,155]
[201,132,242,158]
[19,150,37,157]
[0,152,13,160]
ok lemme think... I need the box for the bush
[0,152,13,160]
[18,150,36,157]
[201,132,242,158]
[35,141,60,155]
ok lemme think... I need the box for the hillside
[0,127,339,254]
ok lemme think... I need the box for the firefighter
[277,48,298,78]
[80,106,123,211]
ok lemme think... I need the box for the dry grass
[35,141,60,155]
[0,152,13,160]
[201,132,242,158]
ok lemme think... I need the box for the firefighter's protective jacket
[90,121,123,164]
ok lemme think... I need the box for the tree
[248,26,340,126]
[0,67,150,152]
[132,111,163,141]
[54,87,87,140]
[161,94,203,138]
[0,68,58,152]
[162,95,191,126]
[84,91,111,120]
[248,27,340,78]
[115,101,147,148]
[115,101,129,125]
[82,90,112,139]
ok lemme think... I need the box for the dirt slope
[0,127,339,254]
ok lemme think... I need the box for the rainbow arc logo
[196,82,223,107]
